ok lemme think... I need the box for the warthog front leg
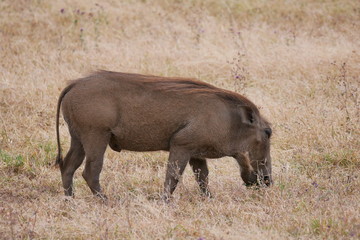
[189,158,212,198]
[163,147,190,201]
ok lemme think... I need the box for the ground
[0,0,359,239]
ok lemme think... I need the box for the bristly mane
[89,70,260,113]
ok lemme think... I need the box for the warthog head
[234,107,272,187]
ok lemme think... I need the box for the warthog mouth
[244,175,272,187]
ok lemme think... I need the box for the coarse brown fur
[56,71,272,199]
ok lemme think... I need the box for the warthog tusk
[241,152,254,172]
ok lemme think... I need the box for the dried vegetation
[0,0,359,239]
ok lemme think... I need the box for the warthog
[56,71,272,199]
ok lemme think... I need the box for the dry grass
[1,0,359,239]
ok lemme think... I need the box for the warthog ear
[239,106,255,125]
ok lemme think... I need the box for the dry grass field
[1,0,360,239]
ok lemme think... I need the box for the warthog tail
[55,82,76,166]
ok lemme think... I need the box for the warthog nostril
[263,175,271,186]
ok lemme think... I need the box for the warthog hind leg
[60,135,85,196]
[82,131,110,199]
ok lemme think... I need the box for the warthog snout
[237,146,272,188]
[243,174,272,187]
[241,172,273,187]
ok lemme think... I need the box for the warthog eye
[264,128,272,138]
